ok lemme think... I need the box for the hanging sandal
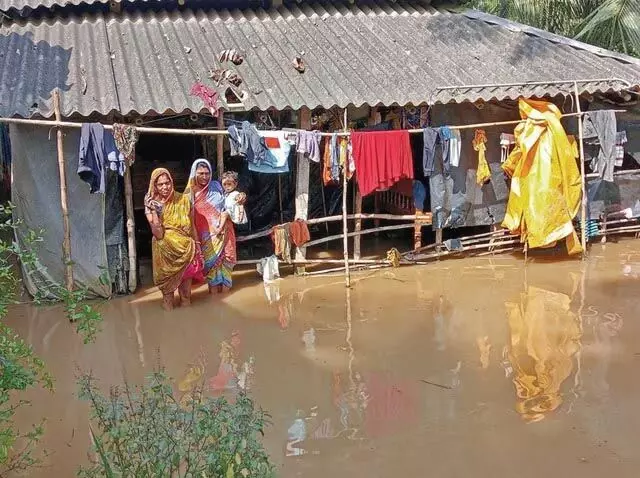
[218,48,244,65]
[292,57,305,73]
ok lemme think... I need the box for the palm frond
[576,0,640,55]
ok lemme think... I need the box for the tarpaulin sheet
[502,99,582,254]
[11,124,110,298]
[428,102,511,229]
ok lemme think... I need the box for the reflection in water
[178,356,206,408]
[209,331,255,394]
[433,295,453,352]
[477,336,492,370]
[302,328,316,352]
[505,287,581,423]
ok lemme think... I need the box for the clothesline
[0,109,625,138]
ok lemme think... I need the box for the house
[1,0,639,297]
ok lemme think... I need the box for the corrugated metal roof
[0,0,267,16]
[1,1,640,118]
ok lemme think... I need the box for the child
[215,171,247,234]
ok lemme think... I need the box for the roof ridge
[463,9,640,67]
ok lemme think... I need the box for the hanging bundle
[386,248,401,268]
[474,129,490,185]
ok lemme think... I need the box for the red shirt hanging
[351,130,414,197]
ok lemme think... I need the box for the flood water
[5,240,640,477]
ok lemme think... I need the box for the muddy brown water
[5,241,640,477]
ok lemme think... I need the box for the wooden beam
[53,90,74,291]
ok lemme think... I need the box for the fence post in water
[342,108,351,288]
[123,162,137,293]
[294,107,312,275]
[574,82,588,256]
[53,90,74,291]
[353,183,362,260]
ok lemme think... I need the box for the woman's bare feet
[162,293,174,311]
[179,279,192,306]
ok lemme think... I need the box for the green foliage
[0,202,104,474]
[464,0,640,56]
[77,370,275,478]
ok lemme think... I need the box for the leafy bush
[77,370,275,478]
[0,202,103,474]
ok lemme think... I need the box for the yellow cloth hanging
[502,99,582,254]
[473,129,490,185]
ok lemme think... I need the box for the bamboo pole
[574,82,588,255]
[0,110,624,139]
[353,184,362,260]
[53,91,73,291]
[342,108,351,288]
[304,222,424,248]
[586,168,640,179]
[216,114,224,179]
[294,107,312,274]
[123,164,137,293]
[235,213,433,243]
[235,258,390,266]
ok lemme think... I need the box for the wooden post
[353,183,362,260]
[294,107,311,274]
[53,90,73,291]
[216,113,224,179]
[123,164,137,293]
[574,82,588,255]
[342,108,351,288]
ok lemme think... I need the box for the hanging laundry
[189,81,220,117]
[322,136,336,186]
[289,219,311,247]
[78,123,110,194]
[257,255,280,283]
[0,125,12,195]
[422,128,438,176]
[248,131,292,174]
[422,126,452,177]
[351,130,413,197]
[583,110,617,182]
[449,129,461,167]
[227,121,268,165]
[112,123,139,167]
[330,133,340,182]
[272,224,292,262]
[412,180,426,211]
[615,131,627,167]
[473,129,490,185]
[339,136,354,179]
[295,130,321,163]
[500,133,515,164]
[502,99,582,255]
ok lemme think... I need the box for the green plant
[77,370,275,478]
[462,0,640,56]
[0,202,104,474]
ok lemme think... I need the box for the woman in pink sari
[185,159,244,293]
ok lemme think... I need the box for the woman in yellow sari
[145,168,197,310]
